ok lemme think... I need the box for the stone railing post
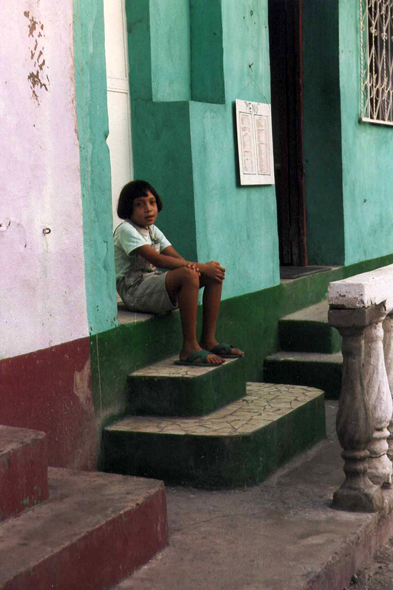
[364,304,392,486]
[383,313,393,461]
[329,264,393,511]
[329,308,384,512]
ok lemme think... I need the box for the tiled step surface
[0,426,49,521]
[279,300,342,354]
[117,301,155,325]
[127,355,246,417]
[104,382,325,489]
[0,468,167,590]
[264,351,343,399]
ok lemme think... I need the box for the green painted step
[127,355,246,417]
[103,382,326,489]
[279,300,342,354]
[264,351,342,399]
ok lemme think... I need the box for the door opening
[103,0,134,229]
[268,0,307,267]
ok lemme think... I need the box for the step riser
[1,477,167,590]
[264,360,342,399]
[128,357,246,417]
[0,427,48,521]
[104,393,326,489]
[279,321,342,354]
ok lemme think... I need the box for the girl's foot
[200,340,244,358]
[179,345,224,365]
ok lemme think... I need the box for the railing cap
[328,264,393,312]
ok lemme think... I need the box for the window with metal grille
[360,0,393,125]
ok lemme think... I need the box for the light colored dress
[113,220,177,314]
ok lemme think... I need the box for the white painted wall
[0,0,88,359]
[103,0,134,229]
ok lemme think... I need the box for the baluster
[332,323,383,512]
[365,309,393,486]
[383,313,393,462]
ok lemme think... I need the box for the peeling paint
[0,220,27,251]
[24,11,50,104]
[2,1,89,363]
[73,359,93,411]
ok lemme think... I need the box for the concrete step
[279,300,342,353]
[103,382,326,489]
[117,301,156,325]
[107,402,393,590]
[127,355,246,417]
[0,468,167,590]
[264,351,343,399]
[0,426,49,521]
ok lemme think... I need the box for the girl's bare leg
[199,277,244,357]
[165,268,223,364]
[199,277,222,350]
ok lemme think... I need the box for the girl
[114,180,244,365]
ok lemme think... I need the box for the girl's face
[130,191,158,228]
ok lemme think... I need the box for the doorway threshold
[280,265,335,281]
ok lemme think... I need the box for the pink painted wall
[0,0,98,469]
[0,0,88,360]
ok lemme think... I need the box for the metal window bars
[360,0,393,124]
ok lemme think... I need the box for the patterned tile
[130,355,239,379]
[108,383,324,438]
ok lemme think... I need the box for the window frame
[360,0,393,126]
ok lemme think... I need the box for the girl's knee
[180,266,200,287]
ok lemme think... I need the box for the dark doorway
[268,0,307,266]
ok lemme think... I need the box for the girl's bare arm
[136,245,225,282]
[161,245,186,261]
[135,245,192,270]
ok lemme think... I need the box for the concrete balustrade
[328,265,393,512]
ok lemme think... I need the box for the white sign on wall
[235,99,275,186]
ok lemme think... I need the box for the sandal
[174,349,225,366]
[209,342,244,359]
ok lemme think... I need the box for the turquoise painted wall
[71,0,393,333]
[126,0,280,299]
[126,0,198,262]
[303,0,393,266]
[151,0,191,101]
[302,0,345,265]
[339,1,393,265]
[191,2,279,295]
[73,0,118,335]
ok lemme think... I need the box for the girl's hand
[186,262,201,276]
[200,261,225,282]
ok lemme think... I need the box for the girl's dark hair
[117,180,163,219]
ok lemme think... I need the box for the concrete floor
[110,402,393,590]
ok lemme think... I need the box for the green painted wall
[190,0,225,104]
[126,0,280,299]
[126,0,198,262]
[131,100,198,262]
[73,0,118,335]
[71,0,393,467]
[302,0,345,265]
[303,0,393,266]
[151,0,191,101]
[92,253,393,443]
[339,1,393,265]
